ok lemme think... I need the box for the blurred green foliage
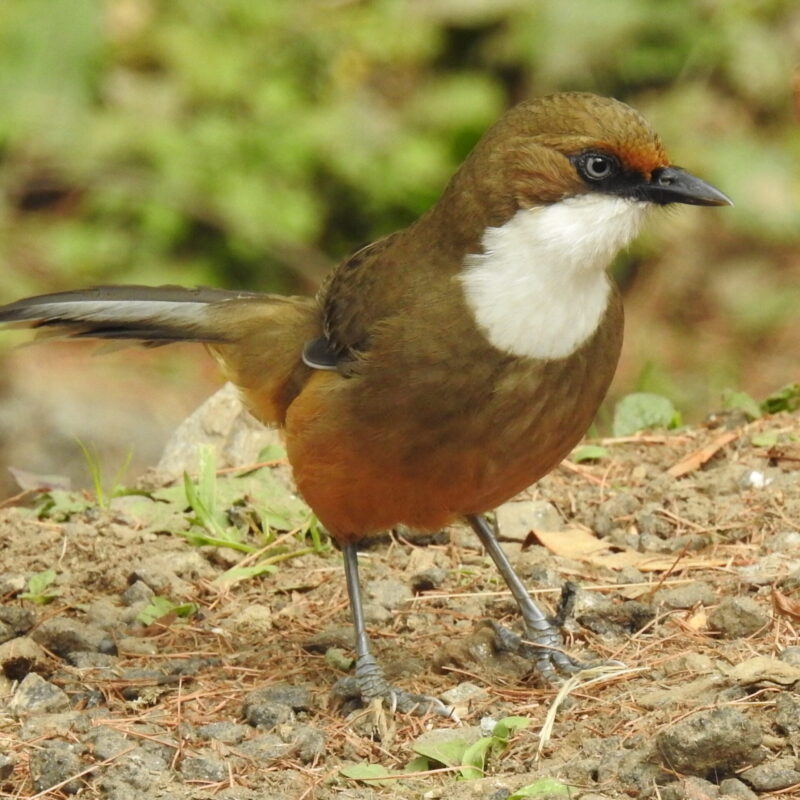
[0,0,798,417]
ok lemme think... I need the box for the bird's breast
[459,195,645,359]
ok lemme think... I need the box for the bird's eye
[577,153,618,181]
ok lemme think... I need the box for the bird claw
[335,653,458,720]
[485,619,589,682]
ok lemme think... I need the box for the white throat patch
[459,194,647,360]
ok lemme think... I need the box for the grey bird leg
[341,542,454,717]
[467,514,586,680]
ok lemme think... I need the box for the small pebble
[708,597,769,639]
[739,758,800,791]
[718,777,758,800]
[656,707,762,774]
[287,725,326,763]
[180,752,228,782]
[779,646,800,667]
[0,753,13,780]
[9,673,70,718]
[655,582,715,609]
[196,721,250,744]
[0,635,50,679]
[29,741,83,794]
[120,580,154,606]
[32,617,117,657]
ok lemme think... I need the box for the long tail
[0,285,269,345]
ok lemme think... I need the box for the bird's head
[498,92,732,210]
[446,91,732,234]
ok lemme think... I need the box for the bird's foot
[486,619,589,683]
[335,653,457,719]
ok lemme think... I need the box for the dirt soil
[2,402,800,800]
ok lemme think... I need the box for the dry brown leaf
[527,527,609,558]
[772,588,800,620]
[589,552,728,572]
[667,430,739,478]
[686,608,708,631]
[529,529,727,573]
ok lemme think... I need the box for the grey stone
[656,707,762,774]
[774,692,800,734]
[0,573,27,596]
[578,600,655,636]
[197,721,250,744]
[116,636,158,655]
[131,550,214,594]
[302,625,352,653]
[655,581,716,609]
[708,597,769,639]
[441,681,490,706]
[496,498,565,538]
[410,567,448,593]
[156,382,281,478]
[718,778,758,800]
[286,725,326,763]
[120,579,155,606]
[0,752,13,780]
[0,635,50,679]
[244,701,290,730]
[362,602,391,624]
[242,687,297,729]
[247,684,311,711]
[102,747,169,792]
[20,711,88,741]
[180,752,228,782]
[29,740,83,794]
[86,727,132,760]
[365,578,412,609]
[779,646,800,666]
[660,777,720,800]
[66,651,118,670]
[739,758,800,791]
[661,652,714,677]
[95,777,150,800]
[636,502,673,538]
[0,606,35,639]
[31,616,117,656]
[765,530,800,553]
[9,672,70,718]
[236,733,291,761]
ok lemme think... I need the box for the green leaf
[492,716,531,741]
[35,490,93,520]
[762,383,800,415]
[751,431,778,447]
[412,734,471,767]
[20,569,59,604]
[212,562,278,587]
[570,445,608,463]
[136,596,197,625]
[340,763,395,787]
[404,755,430,773]
[257,443,287,462]
[459,736,494,779]
[722,389,762,420]
[508,778,573,799]
[612,393,682,437]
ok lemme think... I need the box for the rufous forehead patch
[616,140,668,179]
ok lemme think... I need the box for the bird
[0,92,732,717]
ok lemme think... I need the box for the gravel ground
[1,391,800,799]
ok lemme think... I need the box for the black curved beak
[641,166,734,207]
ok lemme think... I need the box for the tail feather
[0,285,266,345]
